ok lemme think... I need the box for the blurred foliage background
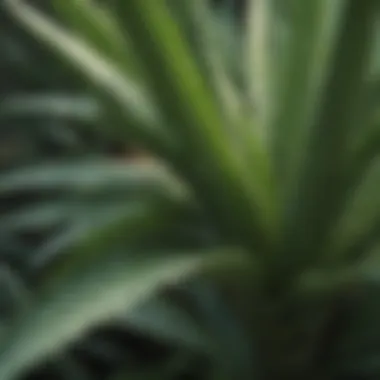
[0,1,379,380]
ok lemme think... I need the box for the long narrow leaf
[5,0,176,157]
[0,94,100,121]
[53,0,141,80]
[115,0,275,253]
[272,0,347,183]
[278,1,378,272]
[167,0,245,122]
[0,160,185,199]
[246,0,279,135]
[0,249,224,380]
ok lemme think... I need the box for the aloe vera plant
[0,0,379,379]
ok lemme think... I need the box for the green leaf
[328,159,380,264]
[114,0,230,154]
[369,19,380,80]
[0,201,73,232]
[246,0,282,137]
[53,0,142,80]
[0,94,100,121]
[31,200,156,274]
[114,0,275,253]
[210,0,246,90]
[120,295,208,350]
[5,0,176,158]
[167,0,245,122]
[272,0,347,181]
[276,0,379,272]
[0,160,186,198]
[0,248,222,380]
[173,1,276,225]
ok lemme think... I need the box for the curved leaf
[0,248,226,380]
[4,0,176,157]
[53,0,141,79]
[0,160,186,198]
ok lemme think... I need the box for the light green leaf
[167,0,245,122]
[53,0,141,80]
[0,160,185,199]
[0,249,222,380]
[246,0,279,136]
[4,0,176,157]
[0,94,100,121]
[115,0,275,253]
[167,1,273,216]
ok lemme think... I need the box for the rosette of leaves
[0,1,379,380]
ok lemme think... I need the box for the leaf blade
[0,249,222,380]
